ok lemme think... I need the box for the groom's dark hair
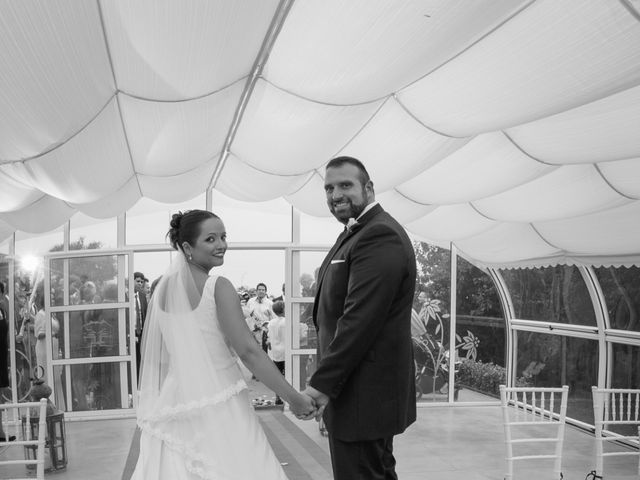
[326,156,370,186]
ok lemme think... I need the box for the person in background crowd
[143,277,151,301]
[300,273,314,298]
[133,271,148,380]
[267,300,286,406]
[247,282,273,354]
[273,283,285,303]
[239,292,253,329]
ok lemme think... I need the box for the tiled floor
[2,394,639,479]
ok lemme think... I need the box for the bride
[132,210,316,479]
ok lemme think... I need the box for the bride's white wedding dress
[132,268,287,480]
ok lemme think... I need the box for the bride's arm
[214,277,315,416]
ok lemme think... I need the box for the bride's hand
[289,392,316,418]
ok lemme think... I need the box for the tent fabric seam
[331,97,391,158]
[618,0,640,21]
[209,0,296,190]
[96,0,119,91]
[396,0,537,92]
[468,202,499,222]
[0,95,115,165]
[115,95,143,198]
[118,78,247,104]
[529,223,564,251]
[593,164,640,200]
[261,77,390,107]
[393,95,467,138]
[393,189,433,207]
[501,131,559,166]
[224,153,314,178]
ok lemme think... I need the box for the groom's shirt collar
[355,201,379,222]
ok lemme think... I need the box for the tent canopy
[1,0,640,268]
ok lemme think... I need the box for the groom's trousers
[328,435,397,480]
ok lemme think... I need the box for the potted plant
[413,298,480,400]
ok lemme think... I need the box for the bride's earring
[188,253,193,261]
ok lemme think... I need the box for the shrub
[457,359,531,398]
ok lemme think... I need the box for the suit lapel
[316,229,347,293]
[343,203,382,237]
[312,204,385,326]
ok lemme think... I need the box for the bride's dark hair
[167,210,219,252]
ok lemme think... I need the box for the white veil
[135,252,247,478]
[137,251,202,408]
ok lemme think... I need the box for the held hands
[300,386,329,421]
[289,391,317,419]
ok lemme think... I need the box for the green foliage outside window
[456,359,532,398]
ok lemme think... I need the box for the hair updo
[167,209,219,252]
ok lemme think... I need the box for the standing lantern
[22,377,68,471]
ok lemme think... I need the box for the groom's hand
[302,386,329,421]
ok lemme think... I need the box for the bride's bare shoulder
[212,276,237,298]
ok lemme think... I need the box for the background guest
[267,300,286,405]
[247,282,273,353]
[133,271,148,380]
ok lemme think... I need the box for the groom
[304,156,417,479]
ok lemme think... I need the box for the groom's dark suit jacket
[309,203,417,441]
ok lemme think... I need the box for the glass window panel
[47,356,67,411]
[594,266,640,333]
[219,250,284,296]
[609,343,640,436]
[291,354,318,392]
[50,254,128,306]
[125,193,206,245]
[413,334,449,403]
[66,308,128,359]
[15,227,64,301]
[299,210,342,245]
[0,258,8,403]
[14,289,38,400]
[211,190,291,243]
[15,227,64,257]
[454,258,506,402]
[291,302,316,349]
[69,212,117,250]
[133,251,173,297]
[456,258,505,365]
[292,251,325,297]
[413,243,451,403]
[414,243,451,313]
[611,342,640,390]
[500,266,596,325]
[515,331,598,424]
[0,237,9,255]
[63,362,128,411]
[0,256,9,394]
[53,311,67,358]
[11,321,35,402]
[0,259,8,305]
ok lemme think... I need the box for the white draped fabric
[1,0,640,268]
